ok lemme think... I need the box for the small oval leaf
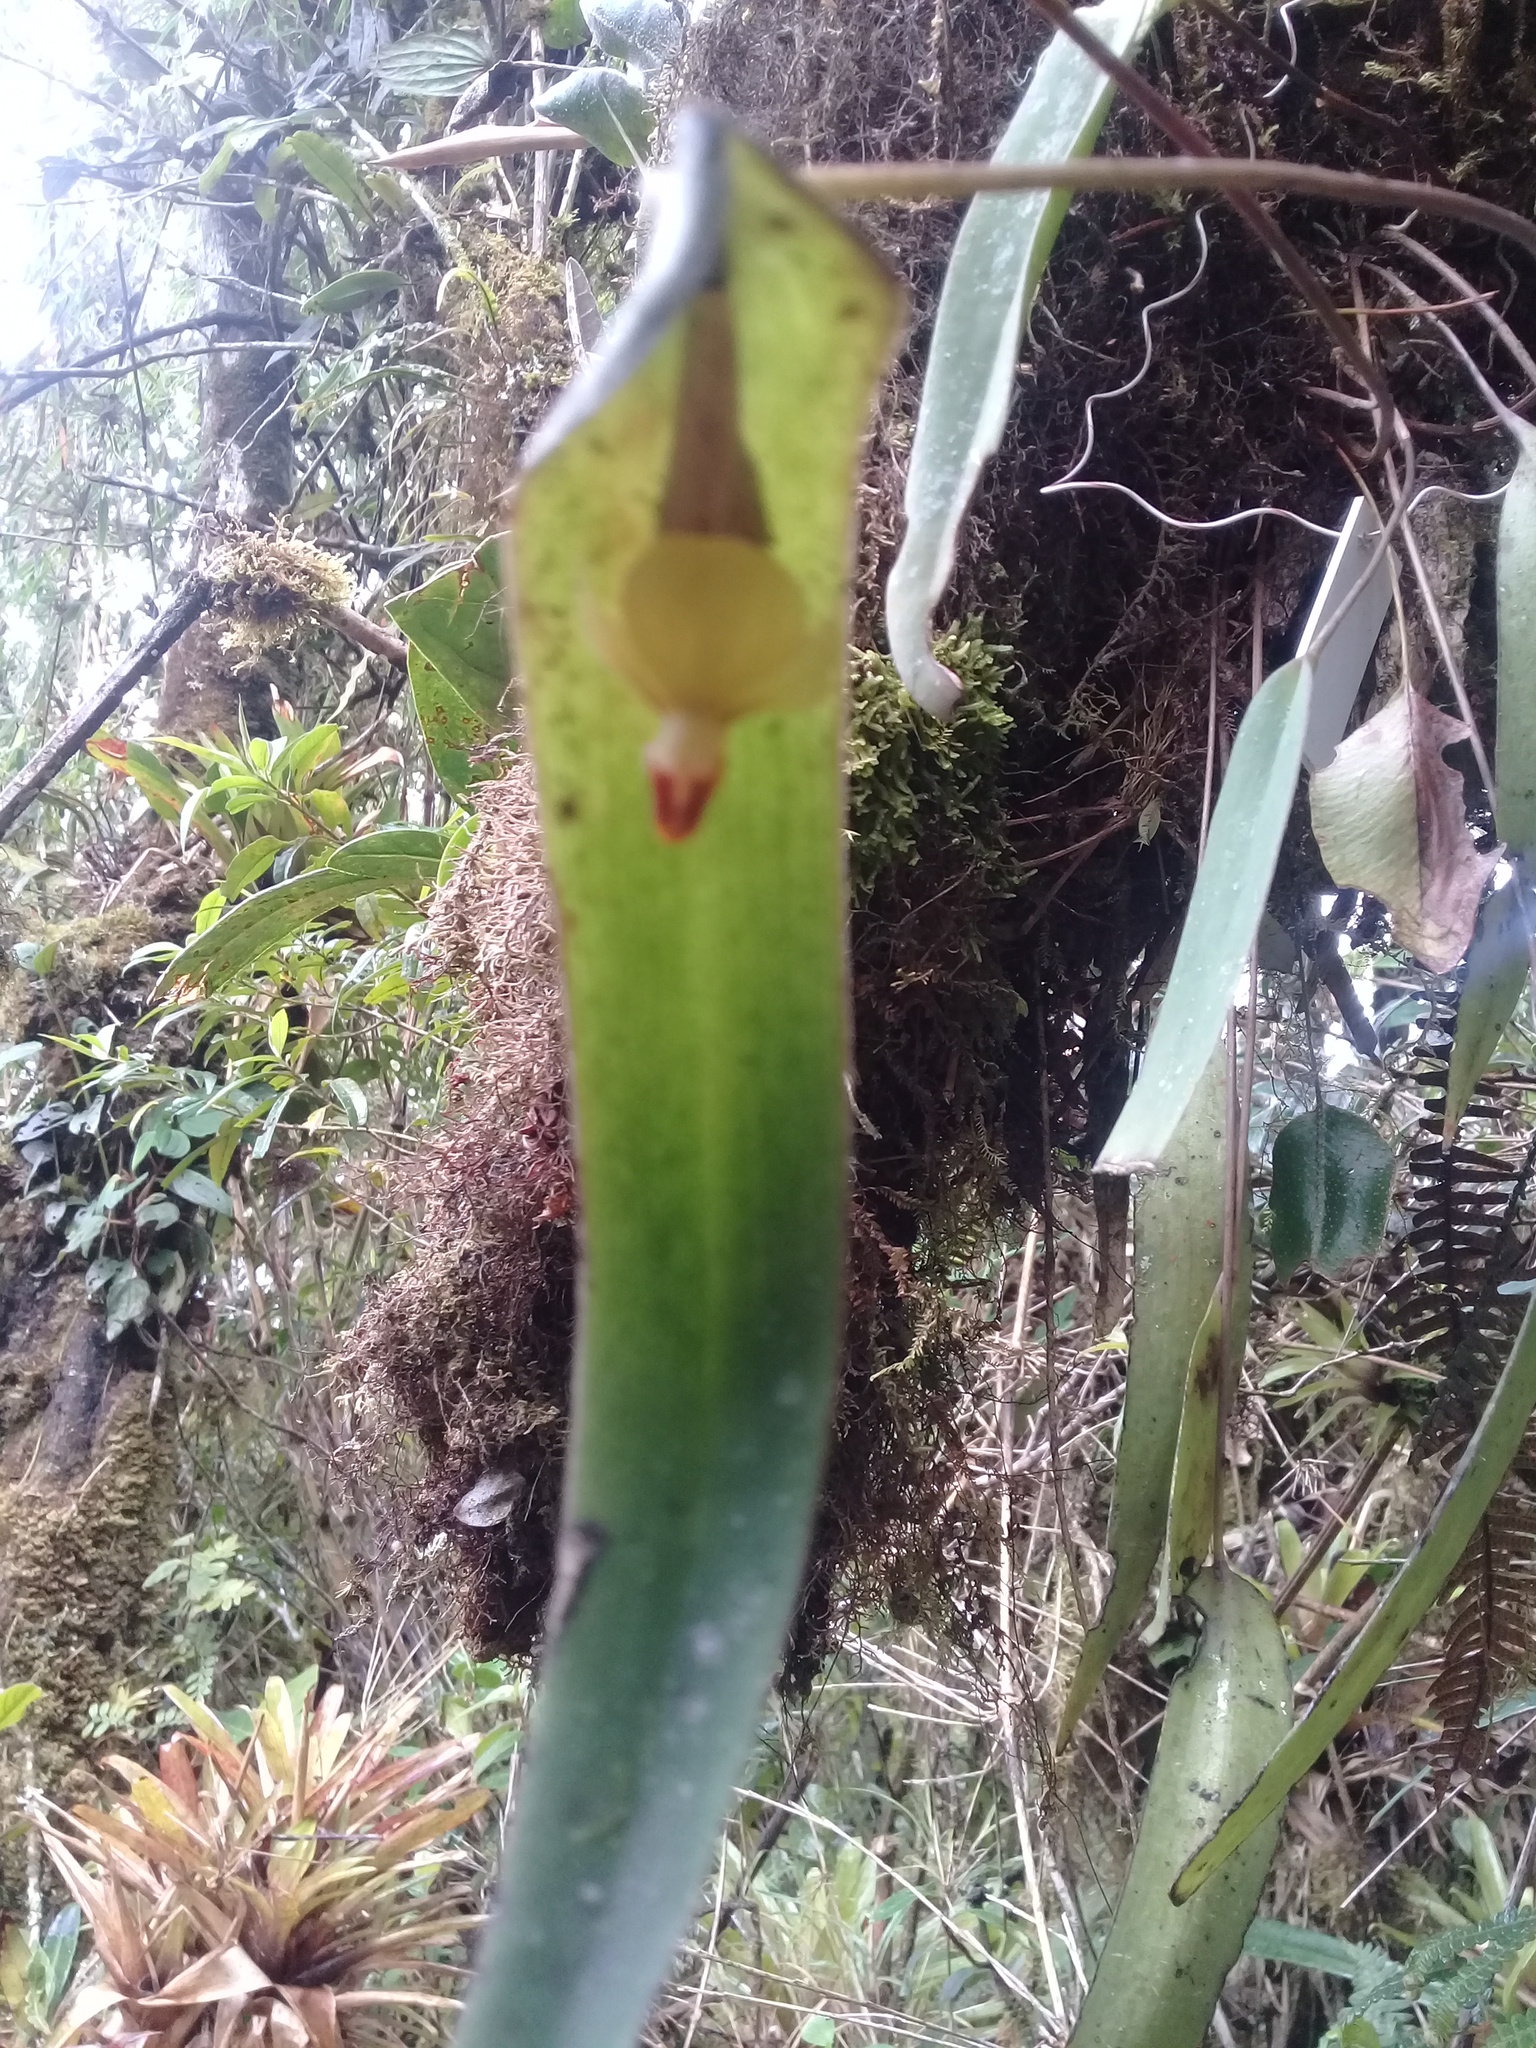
[1269,1106,1393,1284]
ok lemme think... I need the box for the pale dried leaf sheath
[1311,688,1494,975]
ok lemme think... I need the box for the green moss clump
[0,1307,175,1912]
[846,625,1022,910]
[845,626,1029,1275]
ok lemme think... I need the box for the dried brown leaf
[1310,687,1495,973]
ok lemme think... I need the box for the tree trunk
[0,118,294,1919]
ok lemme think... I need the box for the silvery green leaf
[105,1266,153,1340]
[885,0,1168,716]
[582,0,681,73]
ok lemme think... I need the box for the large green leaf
[159,827,446,991]
[371,27,492,94]
[1446,878,1529,1136]
[455,112,901,2048]
[302,268,405,316]
[1174,1291,1536,1904]
[1098,661,1313,1171]
[283,130,374,219]
[1496,422,1536,863]
[387,542,512,797]
[1269,1107,1393,1283]
[1069,1572,1291,2048]
[532,66,653,167]
[1058,1045,1228,1746]
[885,0,1168,716]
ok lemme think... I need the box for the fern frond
[1404,1910,1536,1998]
[1428,1469,1536,1782]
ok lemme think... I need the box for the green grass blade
[885,0,1167,717]
[456,113,901,2048]
[1097,660,1312,1172]
[1057,1045,1228,1745]
[1173,1293,1536,1905]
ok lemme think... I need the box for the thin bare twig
[797,158,1536,271]
[0,577,212,839]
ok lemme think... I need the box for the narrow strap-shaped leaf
[1068,1571,1292,2048]
[884,0,1168,717]
[1445,879,1530,1137]
[1098,660,1312,1172]
[1057,1045,1228,1745]
[456,113,901,2048]
[1496,421,1536,862]
[1173,1292,1536,1904]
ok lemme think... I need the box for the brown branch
[0,577,213,840]
[798,158,1536,272]
[326,604,409,670]
[0,314,267,416]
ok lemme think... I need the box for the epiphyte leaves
[582,0,682,73]
[158,827,446,992]
[1269,1107,1393,1284]
[1174,1293,1536,1906]
[1057,1045,1228,1747]
[1068,1571,1292,2048]
[387,542,512,797]
[1496,421,1536,863]
[456,110,902,2048]
[1310,686,1495,975]
[301,268,406,316]
[1445,879,1530,1137]
[545,0,591,45]
[1098,660,1313,1173]
[371,27,491,93]
[532,67,653,166]
[885,0,1167,718]
[282,130,374,219]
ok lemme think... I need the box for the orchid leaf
[455,111,901,2048]
[1446,879,1530,1136]
[1496,421,1536,864]
[1058,1044,1228,1746]
[1097,661,1312,1172]
[885,0,1168,717]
